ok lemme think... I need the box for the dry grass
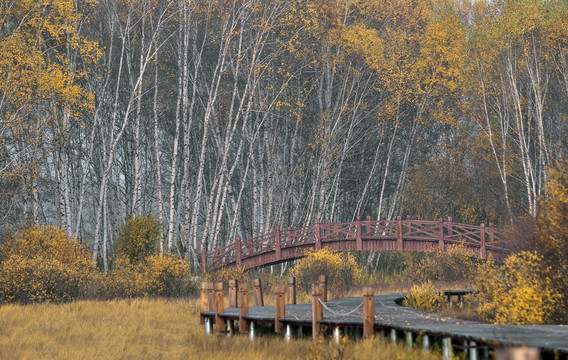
[0,297,441,360]
[347,280,473,298]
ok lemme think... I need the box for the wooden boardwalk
[202,217,511,272]
[201,292,568,358]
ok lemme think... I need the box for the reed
[0,297,441,359]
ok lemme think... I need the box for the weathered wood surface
[204,217,511,272]
[202,292,568,355]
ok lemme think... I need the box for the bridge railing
[202,217,512,272]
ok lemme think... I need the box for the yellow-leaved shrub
[289,248,362,296]
[475,251,559,325]
[106,254,194,298]
[115,214,161,264]
[0,223,94,303]
[205,265,248,286]
[403,244,478,283]
[535,159,568,322]
[404,280,446,313]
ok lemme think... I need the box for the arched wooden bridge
[201,216,511,273]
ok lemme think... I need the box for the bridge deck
[204,218,512,272]
[202,293,568,355]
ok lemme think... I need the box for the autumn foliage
[0,223,93,303]
[0,221,195,303]
[115,214,162,264]
[289,248,362,295]
[474,252,559,325]
[535,159,568,322]
[403,244,478,283]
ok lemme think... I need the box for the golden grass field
[0,297,442,360]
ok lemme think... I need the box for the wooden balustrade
[203,217,510,272]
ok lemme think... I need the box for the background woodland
[1,0,568,269]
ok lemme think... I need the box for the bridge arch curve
[202,216,511,273]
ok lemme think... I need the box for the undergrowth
[0,297,441,360]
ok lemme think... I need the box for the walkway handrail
[202,216,512,273]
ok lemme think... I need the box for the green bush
[115,214,161,264]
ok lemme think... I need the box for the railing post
[275,226,282,261]
[274,285,286,334]
[200,282,209,324]
[318,275,328,302]
[236,237,242,268]
[438,218,444,252]
[238,284,249,333]
[311,285,323,340]
[215,282,225,335]
[480,223,486,259]
[229,279,238,308]
[442,337,452,360]
[315,219,322,250]
[397,216,403,251]
[207,282,216,313]
[247,237,253,255]
[201,249,208,274]
[287,277,296,305]
[253,279,264,306]
[356,216,362,251]
[362,287,375,338]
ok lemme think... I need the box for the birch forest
[1,0,568,268]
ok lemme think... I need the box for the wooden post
[253,279,264,306]
[215,282,225,335]
[236,237,242,267]
[356,216,362,251]
[200,282,209,324]
[406,332,413,348]
[247,236,253,255]
[495,347,539,360]
[480,223,486,259]
[422,334,430,351]
[238,284,249,333]
[469,341,478,360]
[397,216,403,250]
[438,218,444,252]
[315,219,322,250]
[274,285,286,333]
[275,226,282,261]
[333,326,340,344]
[287,277,296,305]
[201,249,208,274]
[229,279,238,308]
[206,282,216,312]
[362,287,375,337]
[442,337,452,360]
[311,285,323,340]
[318,275,328,302]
